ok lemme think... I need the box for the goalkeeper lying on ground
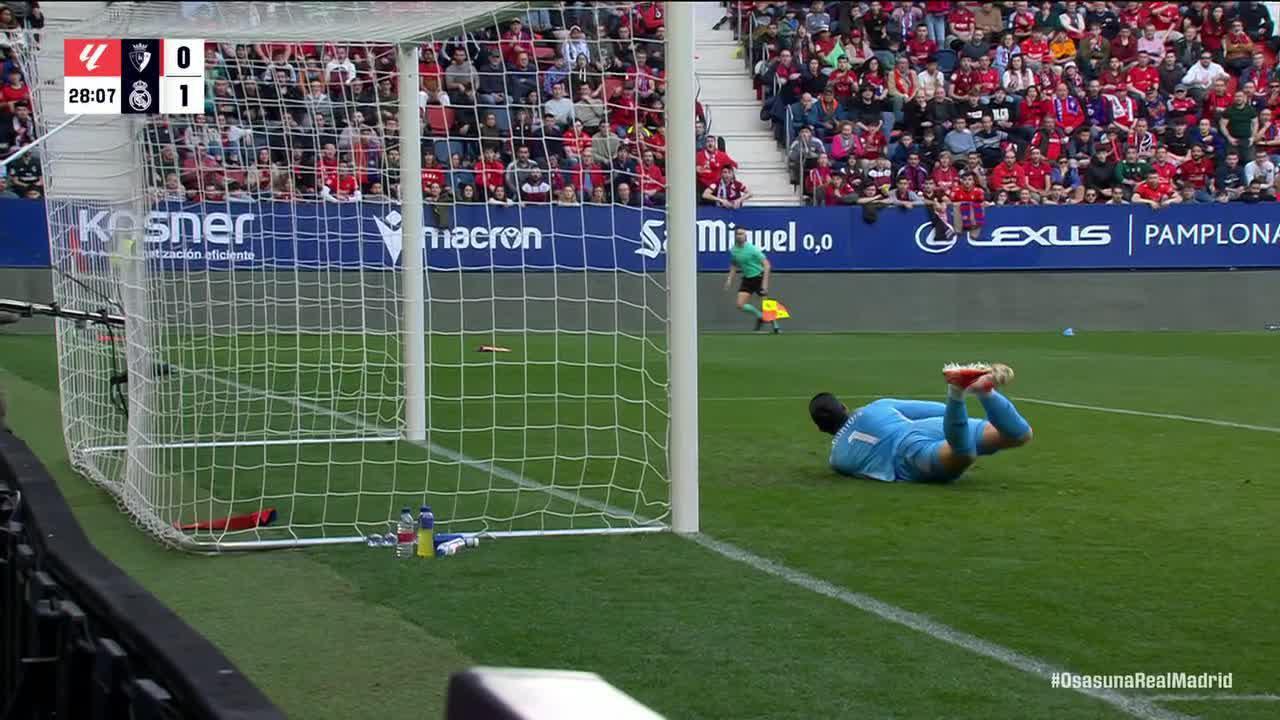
[809,363,1033,483]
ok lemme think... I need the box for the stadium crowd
[0,0,42,200]
[745,0,1280,210]
[3,2,724,209]
[8,2,1280,213]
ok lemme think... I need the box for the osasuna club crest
[129,80,152,111]
[128,43,151,72]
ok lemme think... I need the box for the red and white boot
[943,362,1015,394]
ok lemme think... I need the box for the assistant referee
[722,228,779,333]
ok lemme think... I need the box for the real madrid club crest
[128,42,152,72]
[129,80,152,111]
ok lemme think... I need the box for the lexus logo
[914,223,957,254]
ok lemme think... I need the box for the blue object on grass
[1062,328,1075,337]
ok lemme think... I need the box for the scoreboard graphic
[64,38,204,115]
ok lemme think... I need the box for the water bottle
[366,534,384,548]
[416,505,435,559]
[435,537,466,556]
[395,507,416,559]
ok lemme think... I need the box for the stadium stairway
[694,2,800,207]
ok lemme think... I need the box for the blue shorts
[893,418,989,483]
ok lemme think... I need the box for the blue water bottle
[416,505,435,559]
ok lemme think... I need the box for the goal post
[664,0,698,535]
[22,0,699,549]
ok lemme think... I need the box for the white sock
[947,384,965,401]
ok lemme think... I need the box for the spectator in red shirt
[1125,53,1160,99]
[1177,144,1216,193]
[562,119,593,167]
[828,56,858,105]
[1167,84,1200,127]
[500,19,536,65]
[949,173,987,239]
[990,148,1028,193]
[637,149,666,206]
[1148,1,1183,42]
[1031,114,1069,160]
[905,24,937,69]
[632,1,665,37]
[806,153,833,200]
[951,56,978,98]
[695,135,737,190]
[822,168,858,206]
[973,55,1000,99]
[1021,147,1054,195]
[1097,56,1126,95]
[1151,146,1179,182]
[948,2,976,44]
[1201,4,1228,54]
[930,150,960,191]
[1013,85,1049,143]
[420,153,446,190]
[1203,78,1234,123]
[0,70,29,114]
[1009,5,1037,41]
[474,147,506,196]
[1020,30,1052,70]
[1133,169,1179,209]
[322,159,360,202]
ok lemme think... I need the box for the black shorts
[738,275,764,295]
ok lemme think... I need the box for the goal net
[24,1,698,549]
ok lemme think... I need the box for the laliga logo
[914,223,1112,253]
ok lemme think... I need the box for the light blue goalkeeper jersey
[829,399,986,482]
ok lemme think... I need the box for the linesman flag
[761,298,790,322]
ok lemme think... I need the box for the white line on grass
[1014,397,1280,433]
[175,367,1189,719]
[1148,694,1280,702]
[699,393,1280,434]
[689,534,1190,720]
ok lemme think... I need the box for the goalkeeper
[808,363,1033,483]
[723,228,781,333]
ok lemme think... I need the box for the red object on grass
[175,508,277,532]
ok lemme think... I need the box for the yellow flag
[761,298,790,322]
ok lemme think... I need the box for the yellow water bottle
[416,505,435,559]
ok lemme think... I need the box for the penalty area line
[689,534,1191,720]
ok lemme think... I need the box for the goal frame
[28,0,700,549]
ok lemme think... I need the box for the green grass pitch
[1,330,1277,720]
